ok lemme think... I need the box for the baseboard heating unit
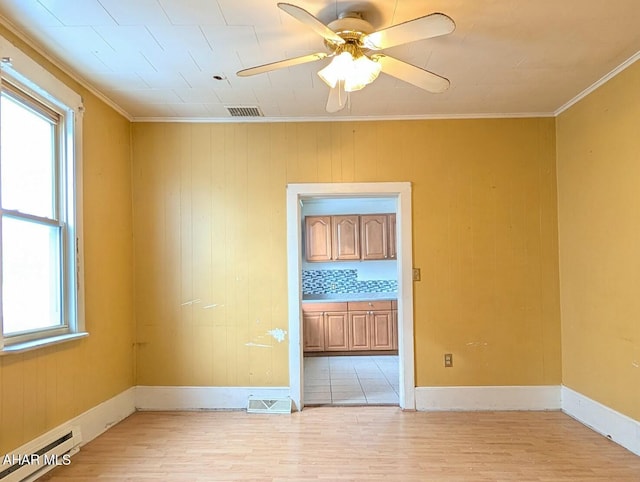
[0,426,82,482]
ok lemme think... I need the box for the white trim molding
[561,386,640,456]
[135,386,290,411]
[415,385,561,411]
[554,50,640,116]
[2,387,136,475]
[71,387,136,444]
[286,182,415,411]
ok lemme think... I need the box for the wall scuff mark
[181,299,201,306]
[245,342,272,348]
[466,341,488,347]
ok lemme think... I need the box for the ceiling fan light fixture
[317,50,382,92]
[345,54,382,92]
[317,51,352,88]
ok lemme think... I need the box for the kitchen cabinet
[324,311,350,351]
[391,300,398,350]
[348,301,394,351]
[305,216,332,262]
[361,214,397,260]
[388,214,397,260]
[331,215,360,260]
[302,302,348,352]
[370,310,394,350]
[304,213,396,262]
[302,311,325,352]
[360,214,388,260]
[348,311,371,350]
[302,300,397,354]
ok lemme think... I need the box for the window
[0,37,85,352]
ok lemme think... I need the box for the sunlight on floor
[304,355,399,405]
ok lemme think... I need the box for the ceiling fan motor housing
[325,13,374,51]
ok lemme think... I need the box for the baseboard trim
[72,386,137,444]
[561,386,640,456]
[415,385,561,411]
[8,383,639,475]
[135,386,290,411]
[3,387,136,480]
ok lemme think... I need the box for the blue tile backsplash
[303,269,397,295]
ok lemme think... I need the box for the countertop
[302,293,397,303]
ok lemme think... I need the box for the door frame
[286,182,415,410]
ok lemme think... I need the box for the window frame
[0,34,86,353]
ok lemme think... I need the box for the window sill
[1,332,89,355]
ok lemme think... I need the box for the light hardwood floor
[40,408,640,481]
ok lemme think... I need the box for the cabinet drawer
[301,302,348,313]
[347,300,392,311]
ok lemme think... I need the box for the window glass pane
[1,93,55,218]
[2,216,62,335]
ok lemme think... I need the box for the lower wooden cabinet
[302,311,325,352]
[302,300,397,353]
[324,312,349,351]
[349,312,371,350]
[370,310,394,350]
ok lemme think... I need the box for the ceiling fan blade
[377,55,450,93]
[237,52,328,77]
[326,80,348,113]
[278,3,345,45]
[363,13,455,50]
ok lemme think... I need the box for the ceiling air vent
[227,106,263,117]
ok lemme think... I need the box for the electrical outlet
[412,268,421,281]
[444,353,453,367]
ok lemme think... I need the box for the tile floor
[303,355,399,405]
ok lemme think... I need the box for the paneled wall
[132,118,561,388]
[557,59,640,420]
[0,29,134,453]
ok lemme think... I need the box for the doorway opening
[286,182,415,411]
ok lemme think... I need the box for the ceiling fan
[237,3,455,113]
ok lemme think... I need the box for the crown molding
[131,111,555,123]
[555,50,640,116]
[0,13,133,122]
[2,10,637,124]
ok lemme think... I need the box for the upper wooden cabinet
[331,215,360,260]
[388,214,397,260]
[361,214,388,260]
[305,213,396,262]
[305,216,332,262]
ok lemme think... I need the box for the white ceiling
[1,0,639,121]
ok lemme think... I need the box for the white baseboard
[561,386,640,456]
[71,386,136,444]
[135,386,290,411]
[2,387,136,481]
[415,385,561,411]
[8,383,638,478]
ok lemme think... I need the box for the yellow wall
[132,119,561,388]
[557,60,640,420]
[0,29,134,453]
